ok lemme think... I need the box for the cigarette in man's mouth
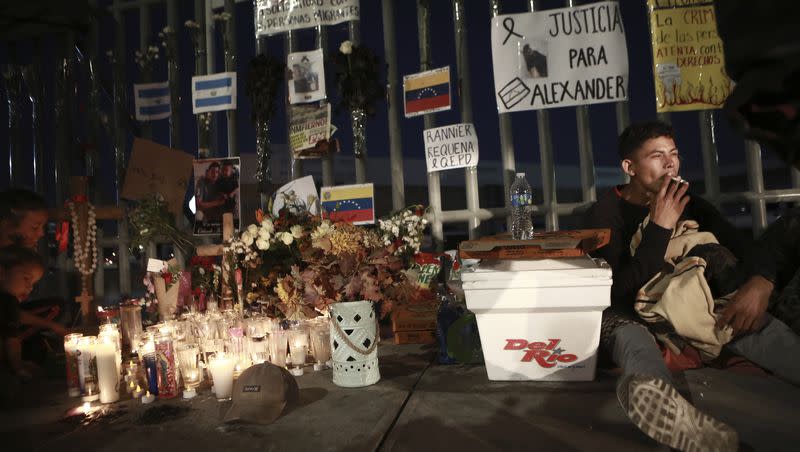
[671,176,686,184]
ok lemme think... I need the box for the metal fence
[3,0,800,304]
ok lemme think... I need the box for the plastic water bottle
[510,172,534,240]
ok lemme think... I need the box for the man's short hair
[0,245,45,272]
[207,162,221,171]
[618,121,675,160]
[0,189,48,226]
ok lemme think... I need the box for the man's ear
[621,159,635,177]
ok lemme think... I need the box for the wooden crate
[394,330,437,345]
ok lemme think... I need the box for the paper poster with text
[255,0,359,36]
[289,103,332,159]
[423,123,479,173]
[648,0,732,112]
[490,1,628,113]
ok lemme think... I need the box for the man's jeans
[611,314,800,386]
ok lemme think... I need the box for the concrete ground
[2,344,799,452]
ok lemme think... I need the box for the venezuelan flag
[404,67,451,117]
[320,183,375,225]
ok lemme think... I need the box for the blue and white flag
[192,72,237,114]
[134,81,171,121]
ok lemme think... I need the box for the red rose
[163,272,172,286]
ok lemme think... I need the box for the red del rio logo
[504,338,577,368]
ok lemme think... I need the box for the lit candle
[182,369,199,399]
[288,329,309,367]
[207,353,235,401]
[127,379,137,393]
[310,326,331,371]
[269,330,288,368]
[98,324,122,376]
[95,340,120,404]
[141,391,155,404]
[82,401,92,414]
[132,384,144,398]
[141,339,159,396]
[64,333,83,397]
[77,336,99,402]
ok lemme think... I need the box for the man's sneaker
[617,374,738,452]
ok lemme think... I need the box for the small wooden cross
[75,289,94,319]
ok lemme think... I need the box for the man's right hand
[649,176,690,230]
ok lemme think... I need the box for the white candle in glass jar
[98,324,122,376]
[95,341,120,404]
[64,333,83,397]
[208,354,235,401]
[288,328,309,366]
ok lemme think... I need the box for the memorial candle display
[98,323,122,376]
[64,333,83,397]
[176,344,200,399]
[76,336,99,402]
[95,339,120,404]
[155,332,178,399]
[120,305,143,350]
[269,330,288,368]
[141,338,159,396]
[208,353,235,401]
[310,326,332,371]
[288,327,309,366]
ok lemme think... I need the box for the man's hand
[649,176,690,230]
[716,275,774,335]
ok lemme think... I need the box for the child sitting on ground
[0,245,46,378]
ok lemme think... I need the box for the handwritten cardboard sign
[490,1,628,112]
[648,0,732,112]
[423,123,479,173]
[121,138,194,218]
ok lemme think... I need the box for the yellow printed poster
[648,0,732,112]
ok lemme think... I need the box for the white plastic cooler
[462,256,612,381]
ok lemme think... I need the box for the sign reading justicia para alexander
[490,1,629,113]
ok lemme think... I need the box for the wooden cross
[195,212,235,307]
[51,177,124,324]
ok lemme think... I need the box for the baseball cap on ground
[223,363,299,424]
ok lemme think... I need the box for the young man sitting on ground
[583,120,800,451]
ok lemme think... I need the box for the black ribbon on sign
[502,17,523,45]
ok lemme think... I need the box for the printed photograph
[193,157,241,235]
[288,49,326,104]
[519,40,549,79]
[292,60,318,94]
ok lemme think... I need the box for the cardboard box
[391,305,438,332]
[394,330,437,345]
[462,256,612,381]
